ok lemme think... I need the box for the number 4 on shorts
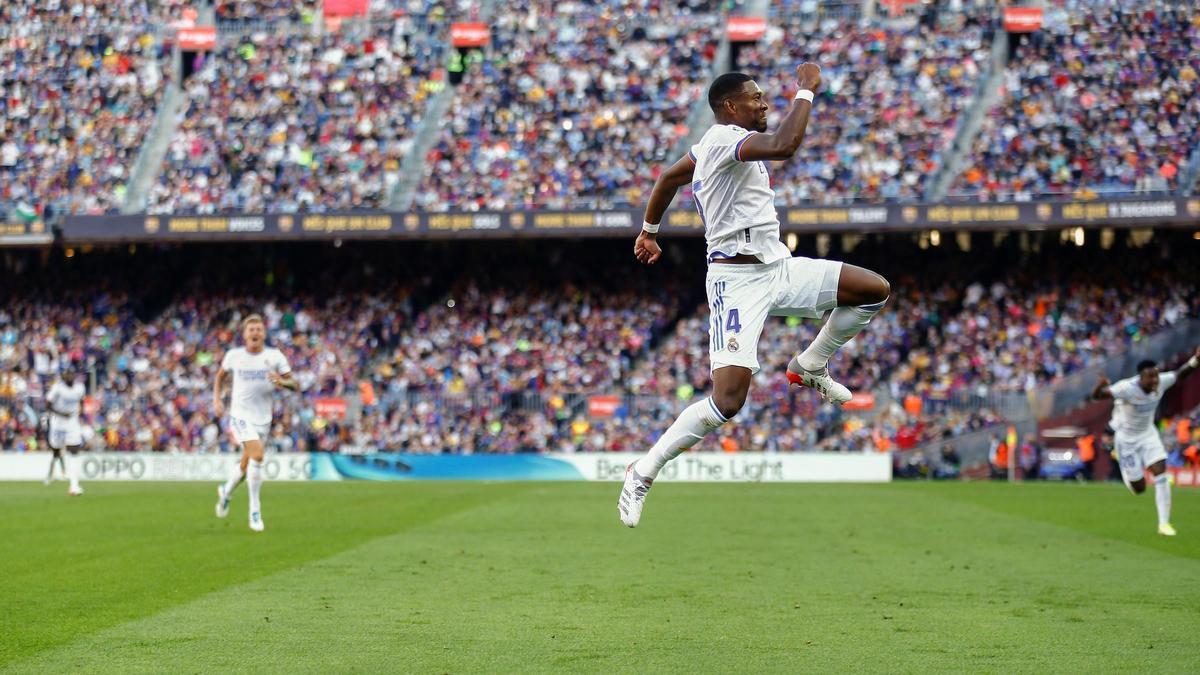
[725,308,741,333]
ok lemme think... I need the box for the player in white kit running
[1092,349,1200,536]
[619,65,891,527]
[45,368,86,496]
[213,315,296,532]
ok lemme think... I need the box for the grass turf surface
[1,480,1197,673]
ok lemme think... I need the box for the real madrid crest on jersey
[727,337,739,353]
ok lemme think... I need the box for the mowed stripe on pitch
[930,481,1200,561]
[0,482,528,666]
[6,483,1200,673]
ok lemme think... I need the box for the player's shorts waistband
[230,416,271,425]
[706,260,776,272]
[1115,428,1157,440]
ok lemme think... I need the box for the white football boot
[215,484,231,518]
[786,355,852,405]
[618,463,653,528]
[249,511,265,532]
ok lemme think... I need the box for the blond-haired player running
[213,315,296,532]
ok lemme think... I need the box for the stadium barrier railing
[895,419,1037,479]
[918,389,1031,421]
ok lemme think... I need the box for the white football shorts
[229,416,271,445]
[48,415,83,449]
[1114,430,1167,484]
[706,256,842,374]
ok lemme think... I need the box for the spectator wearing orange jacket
[989,435,1009,480]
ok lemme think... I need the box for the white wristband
[794,89,814,102]
[641,220,660,234]
[1188,355,1199,369]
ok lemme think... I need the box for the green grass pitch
[1,480,1197,672]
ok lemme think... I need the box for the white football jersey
[47,380,85,418]
[1109,372,1175,435]
[221,347,291,425]
[690,124,790,265]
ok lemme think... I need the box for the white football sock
[247,459,264,516]
[47,455,57,482]
[223,461,246,496]
[635,397,729,480]
[796,298,887,372]
[65,453,81,490]
[1153,472,1171,526]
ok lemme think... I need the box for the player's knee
[712,390,746,420]
[865,274,890,305]
[1130,481,1146,495]
[839,267,890,307]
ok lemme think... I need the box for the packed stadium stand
[1,0,172,220]
[415,7,720,211]
[149,10,450,213]
[6,0,1200,222]
[1,229,1194,456]
[214,0,319,24]
[737,7,990,204]
[1,0,1198,461]
[951,1,1200,200]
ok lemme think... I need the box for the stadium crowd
[0,0,170,222]
[953,1,1200,200]
[10,1,1200,216]
[147,9,450,213]
[414,4,720,211]
[1,233,1194,457]
[215,0,319,24]
[737,8,990,204]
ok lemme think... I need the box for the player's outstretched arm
[1172,348,1200,382]
[737,63,821,162]
[1091,375,1112,400]
[635,153,695,265]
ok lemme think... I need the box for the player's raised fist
[634,231,662,265]
[796,63,821,91]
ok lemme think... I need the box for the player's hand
[214,399,225,418]
[268,372,283,387]
[634,231,662,265]
[1096,375,1110,388]
[796,63,821,92]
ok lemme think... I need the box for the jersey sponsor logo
[237,368,271,381]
